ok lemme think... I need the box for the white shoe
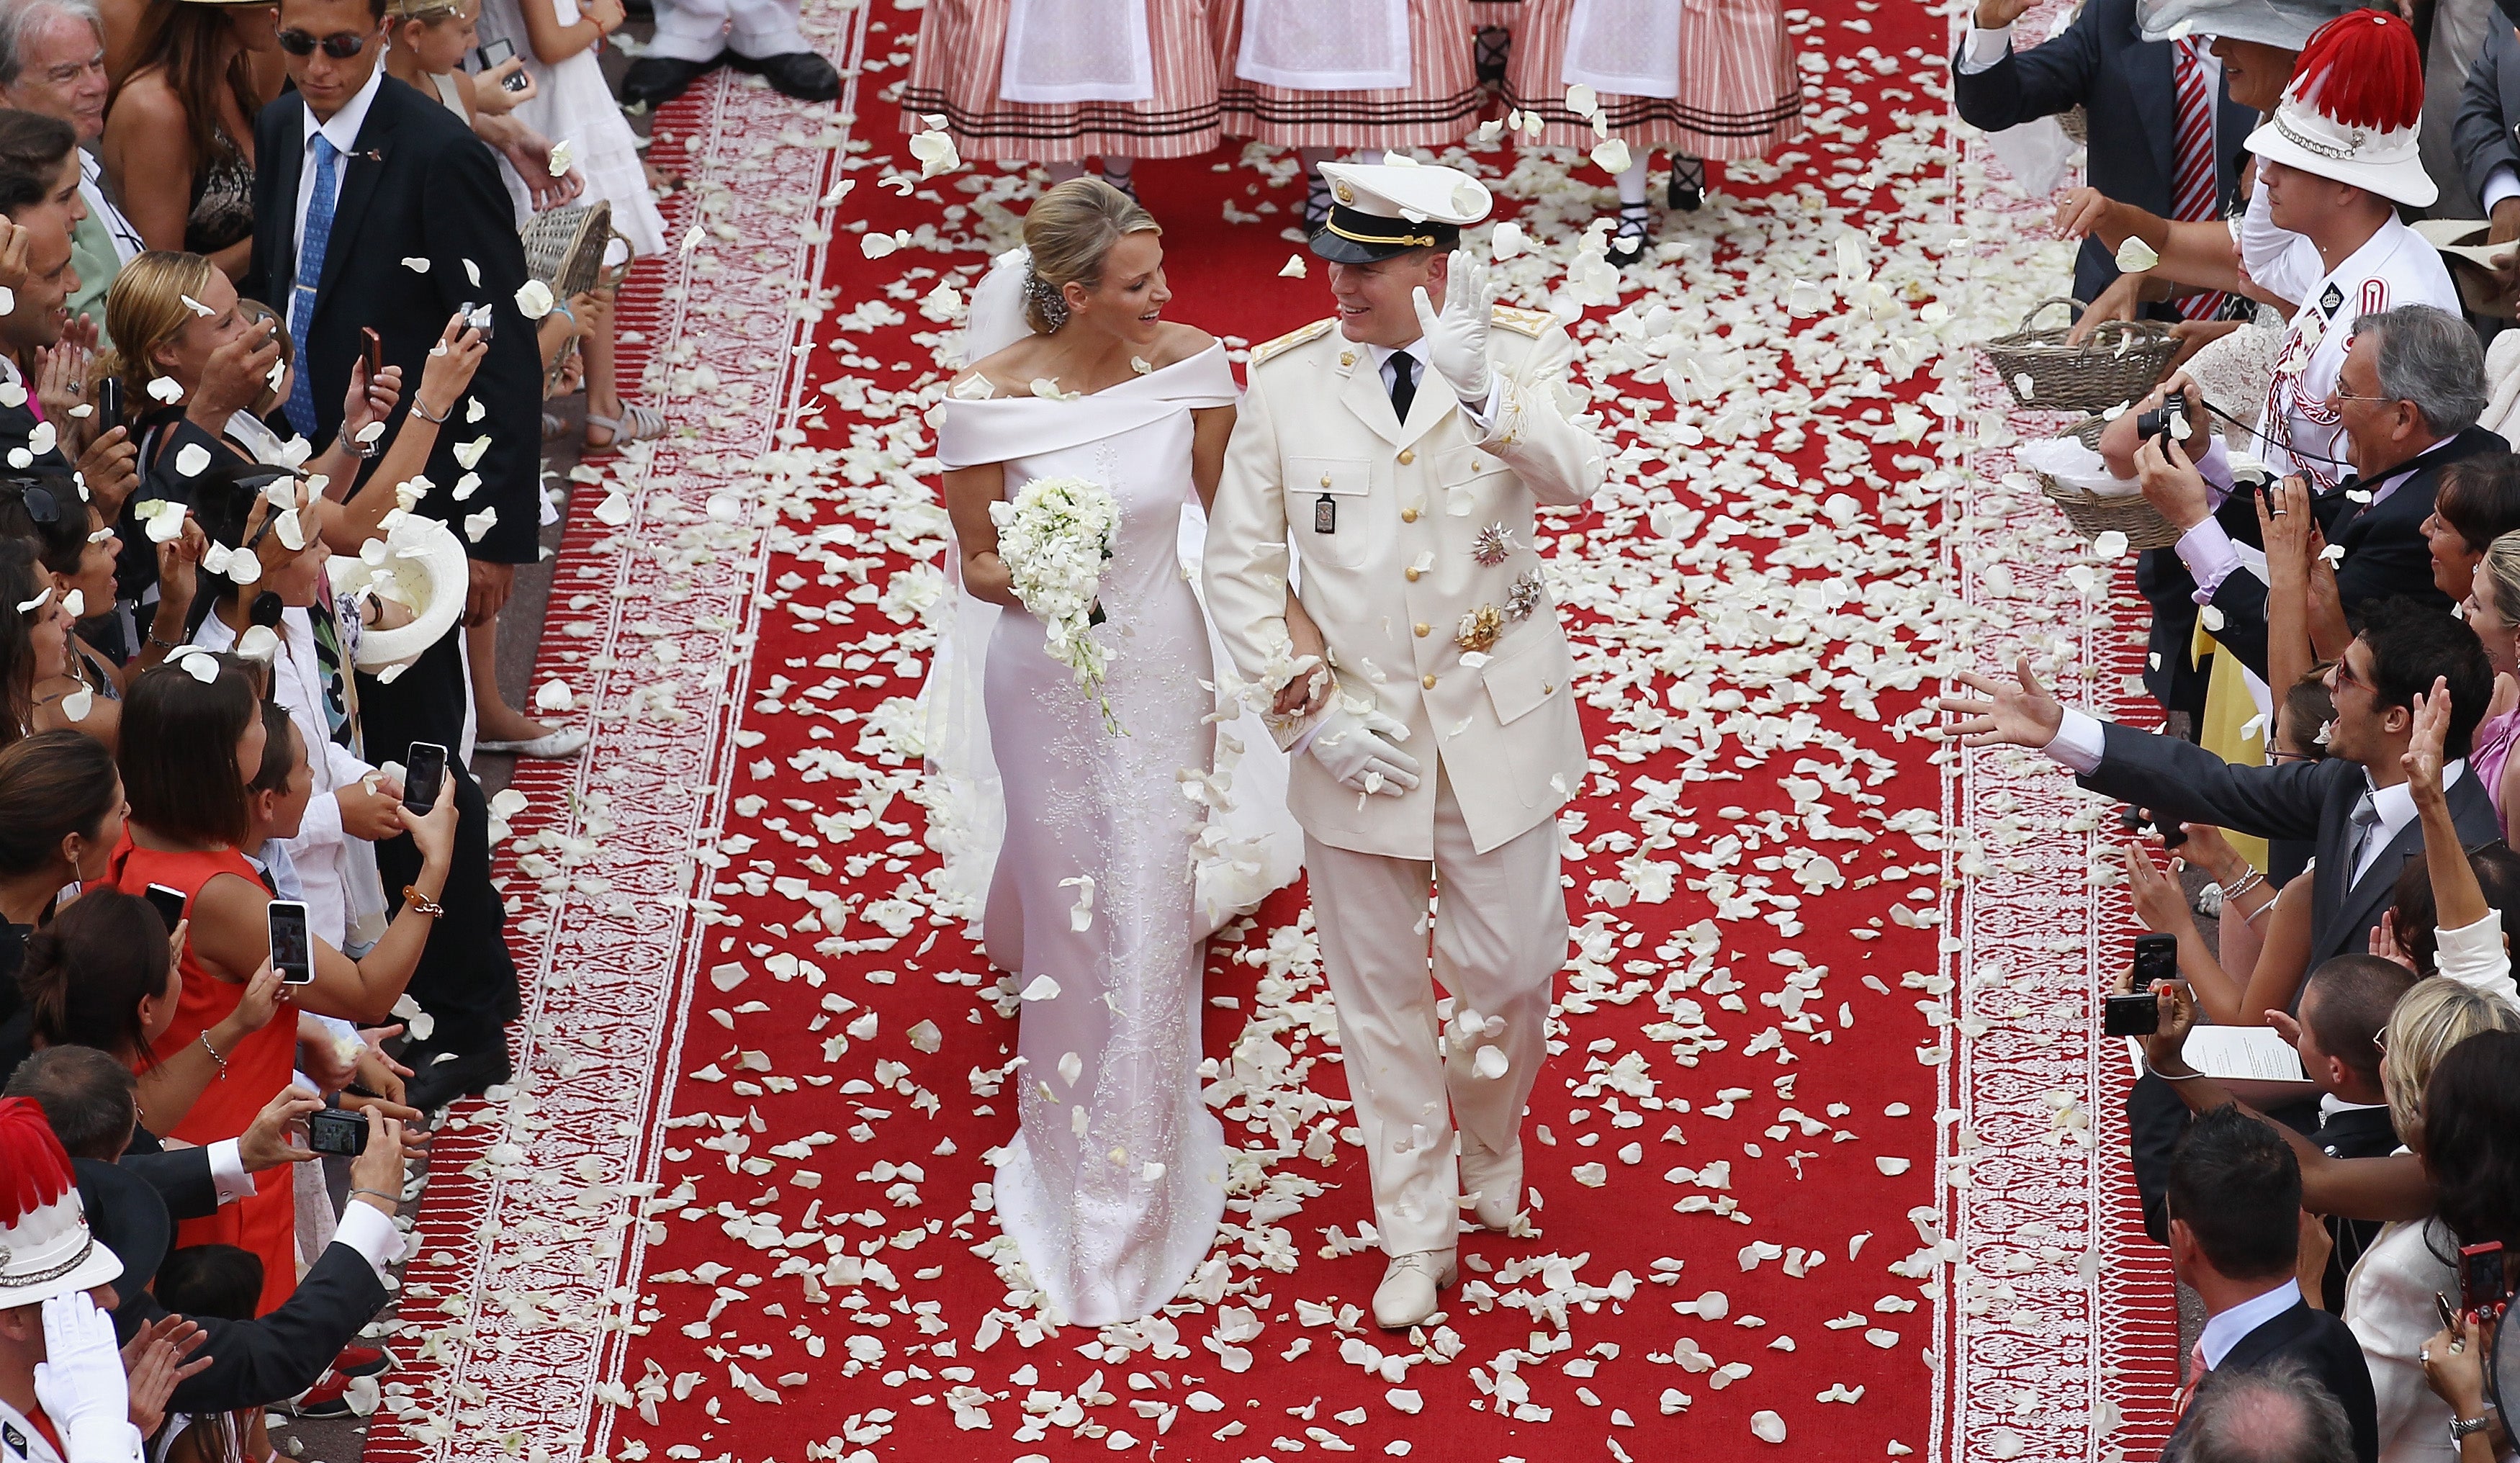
[1372,1249,1457,1330]
[474,727,590,759]
[1460,1149,1524,1233]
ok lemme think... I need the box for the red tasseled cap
[2287,9,2425,132]
[0,1097,73,1223]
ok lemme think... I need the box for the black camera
[307,1108,369,1157]
[2119,805,2188,851]
[2102,933,2181,1037]
[2134,387,2201,447]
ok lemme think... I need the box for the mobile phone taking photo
[268,899,314,986]
[402,741,447,816]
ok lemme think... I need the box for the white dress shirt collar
[1365,338,1429,388]
[305,63,387,162]
[2197,1277,2303,1370]
[2355,762,2464,885]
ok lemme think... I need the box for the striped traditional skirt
[898,0,1225,161]
[1499,0,1804,158]
[1212,0,1485,148]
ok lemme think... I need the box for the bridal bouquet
[991,475,1121,731]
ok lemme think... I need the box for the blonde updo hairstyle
[2480,530,2520,624]
[95,251,220,405]
[1021,179,1161,336]
[2380,976,2520,1148]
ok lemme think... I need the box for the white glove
[1410,248,1499,404]
[33,1292,141,1463]
[1307,706,1422,796]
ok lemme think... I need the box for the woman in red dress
[112,654,454,1315]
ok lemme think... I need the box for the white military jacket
[1203,305,1607,859]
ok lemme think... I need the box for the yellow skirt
[2192,621,2269,874]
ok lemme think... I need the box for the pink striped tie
[2169,40,2231,321]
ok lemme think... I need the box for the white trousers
[648,0,809,63]
[1305,770,1567,1257]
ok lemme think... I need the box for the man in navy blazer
[1950,0,2258,315]
[2158,1107,2378,1463]
[1940,598,2501,970]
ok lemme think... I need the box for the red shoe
[334,1343,394,1378]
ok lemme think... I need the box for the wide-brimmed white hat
[0,1098,122,1310]
[2136,0,2361,50]
[328,513,468,682]
[2244,9,2436,207]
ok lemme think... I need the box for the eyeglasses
[2326,384,2398,408]
[276,28,372,57]
[2267,749,2318,764]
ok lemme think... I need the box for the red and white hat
[2246,9,2435,207]
[0,1097,122,1308]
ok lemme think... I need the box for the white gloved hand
[1410,248,1498,404]
[33,1292,141,1463]
[1307,706,1422,796]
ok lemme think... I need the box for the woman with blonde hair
[2455,528,2520,833]
[925,177,1300,1325]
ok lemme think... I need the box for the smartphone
[268,899,314,985]
[477,37,529,93]
[2118,805,2189,852]
[143,883,186,934]
[95,375,121,428]
[361,327,383,382]
[2462,1241,2508,1317]
[403,741,448,816]
[307,1108,369,1158]
[2439,1291,2464,1333]
[2103,992,2161,1037]
[2132,933,2180,991]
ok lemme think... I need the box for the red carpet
[354,1,2183,1459]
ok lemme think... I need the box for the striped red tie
[2169,40,2231,320]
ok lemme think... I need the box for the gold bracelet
[402,885,446,918]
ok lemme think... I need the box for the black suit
[244,72,530,1049]
[2310,1104,2400,1313]
[2164,1299,2380,1463]
[2201,429,2498,684]
[2077,722,2504,968]
[1950,0,2256,313]
[78,1156,392,1413]
[2455,22,2520,210]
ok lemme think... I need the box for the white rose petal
[515,279,556,319]
[2114,236,2160,273]
[463,508,497,541]
[402,256,431,273]
[1751,1412,1787,1444]
[1278,254,1307,278]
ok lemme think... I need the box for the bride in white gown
[927,180,1307,1326]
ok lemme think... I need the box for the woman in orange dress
[112,654,455,1315]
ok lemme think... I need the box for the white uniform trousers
[1305,767,1566,1257]
[648,0,810,63]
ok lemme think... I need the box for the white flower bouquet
[990,475,1121,731]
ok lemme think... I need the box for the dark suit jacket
[2456,22,2520,209]
[2078,723,2503,967]
[2202,428,2497,683]
[2164,1299,2380,1463]
[2310,1104,2400,1314]
[1950,0,2256,312]
[86,1148,392,1413]
[243,73,540,566]
[0,393,72,472]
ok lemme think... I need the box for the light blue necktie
[284,133,341,438]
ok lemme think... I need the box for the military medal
[1315,493,1336,534]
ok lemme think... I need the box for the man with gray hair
[2130,303,2505,681]
[0,0,137,340]
[2169,1358,2359,1463]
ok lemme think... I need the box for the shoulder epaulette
[1248,318,1337,366]
[1488,305,1557,337]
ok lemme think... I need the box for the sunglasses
[4,484,59,524]
[276,27,372,57]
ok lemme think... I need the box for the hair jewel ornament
[1027,271,1071,332]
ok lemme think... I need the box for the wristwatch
[2449,1413,2493,1443]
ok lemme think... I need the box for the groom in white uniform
[1205,159,1607,1329]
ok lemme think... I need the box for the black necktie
[1387,352,1416,422]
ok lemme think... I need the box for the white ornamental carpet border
[362,2,865,1454]
[1941,32,2186,1461]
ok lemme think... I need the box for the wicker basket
[518,200,629,395]
[2035,415,2182,550]
[2058,104,2088,145]
[1981,297,2180,413]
